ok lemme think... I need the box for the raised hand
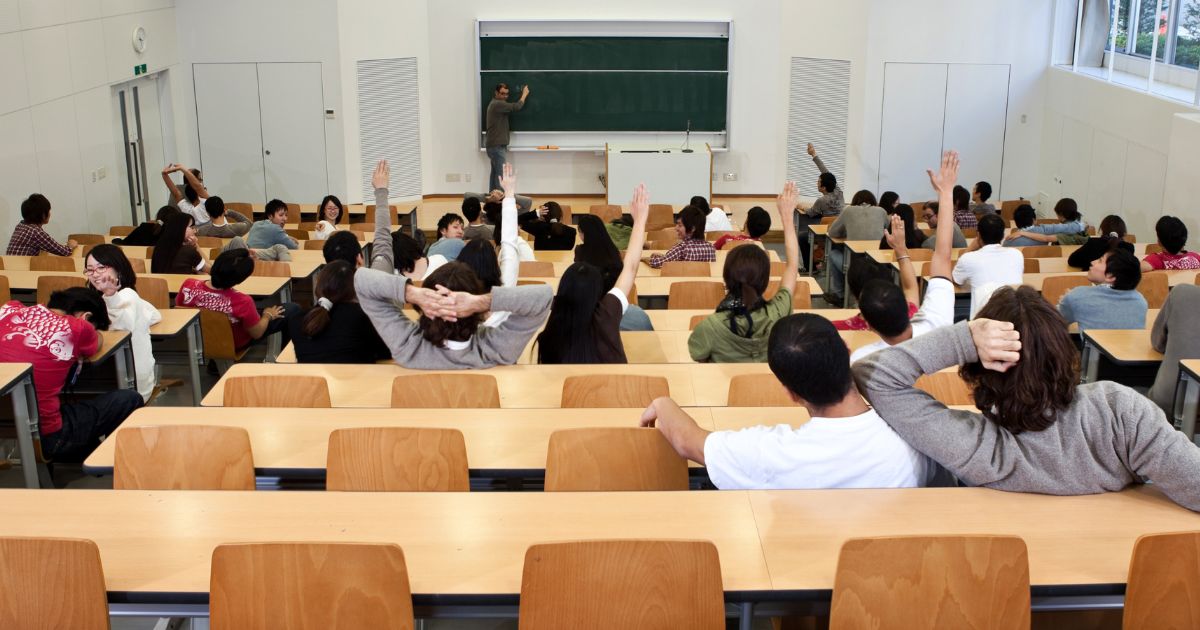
[629,184,649,225]
[776,180,799,222]
[371,160,389,190]
[927,150,960,194]
[968,318,1022,372]
[500,163,516,198]
[806,143,816,157]
[884,213,907,253]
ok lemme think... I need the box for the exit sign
[133,63,147,75]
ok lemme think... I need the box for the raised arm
[776,181,800,298]
[498,163,521,286]
[178,166,209,200]
[807,143,829,175]
[161,164,183,203]
[927,151,958,279]
[884,214,920,306]
[615,184,649,298]
[368,160,394,272]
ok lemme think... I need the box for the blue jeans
[828,246,846,296]
[486,145,507,191]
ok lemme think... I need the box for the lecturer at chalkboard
[485,83,530,191]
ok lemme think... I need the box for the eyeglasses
[83,264,110,275]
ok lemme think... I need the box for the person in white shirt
[160,163,210,225]
[640,312,932,490]
[952,213,1024,318]
[695,195,733,233]
[851,151,960,363]
[84,245,162,401]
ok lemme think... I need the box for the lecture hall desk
[1176,359,1200,439]
[1080,328,1162,384]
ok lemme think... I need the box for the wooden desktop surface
[92,330,130,363]
[0,362,32,392]
[523,275,823,296]
[148,308,199,337]
[1182,359,1200,381]
[1082,329,1163,363]
[531,248,781,263]
[0,271,288,298]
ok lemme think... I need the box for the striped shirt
[6,222,72,256]
[953,208,978,230]
[648,238,716,268]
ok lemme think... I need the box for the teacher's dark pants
[487,145,507,191]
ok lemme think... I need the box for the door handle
[264,150,271,155]
[129,142,143,206]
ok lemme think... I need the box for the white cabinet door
[194,63,266,204]
[258,62,328,203]
[943,64,1010,199]
[878,63,947,202]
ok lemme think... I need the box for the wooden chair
[1146,243,1164,255]
[961,228,978,239]
[647,204,675,230]
[210,542,413,630]
[0,258,5,269]
[349,222,374,232]
[222,375,332,408]
[109,225,136,236]
[1123,531,1200,629]
[830,535,1030,630]
[645,240,676,250]
[647,227,679,244]
[519,261,554,277]
[127,257,146,274]
[667,281,725,309]
[1138,272,1169,309]
[298,221,318,231]
[545,428,688,491]
[517,279,547,286]
[765,280,812,309]
[1021,245,1062,258]
[29,256,76,272]
[113,425,255,490]
[284,228,308,241]
[364,204,398,224]
[921,260,958,276]
[225,202,253,216]
[195,236,223,249]
[915,372,974,406]
[707,230,739,242]
[0,276,9,304]
[561,374,669,408]
[390,374,500,408]
[660,261,712,276]
[1041,275,1091,307]
[80,243,98,260]
[35,275,85,304]
[589,204,624,224]
[999,199,1026,224]
[196,309,249,372]
[727,373,798,407]
[68,233,105,245]
[0,537,109,629]
[1125,234,1137,243]
[519,540,724,630]
[326,427,469,492]
[285,203,302,224]
[251,260,291,278]
[303,240,327,250]
[1023,258,1040,273]
[820,216,837,225]
[137,276,170,310]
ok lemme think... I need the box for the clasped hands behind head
[409,283,487,323]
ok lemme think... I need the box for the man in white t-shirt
[953,213,1024,317]
[640,312,932,490]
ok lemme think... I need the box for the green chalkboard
[479,36,728,134]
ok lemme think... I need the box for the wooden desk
[522,275,823,298]
[1174,359,1200,439]
[1080,329,1163,383]
[532,249,781,264]
[0,271,288,301]
[648,309,859,331]
[0,363,40,488]
[870,251,1075,275]
[149,309,202,404]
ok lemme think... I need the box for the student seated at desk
[878,191,899,214]
[713,206,770,250]
[951,186,977,230]
[195,196,251,239]
[1142,215,1200,271]
[574,214,654,332]
[646,206,716,268]
[643,313,934,490]
[1058,250,1147,331]
[426,213,466,260]
[1149,284,1200,414]
[0,288,142,462]
[1066,215,1134,270]
[85,245,162,401]
[6,194,76,256]
[1004,198,1088,246]
[116,205,180,246]
[689,182,799,363]
[519,201,577,251]
[1001,205,1042,247]
[246,200,299,251]
[919,201,967,249]
[878,204,924,250]
[151,213,209,275]
[461,197,493,241]
[826,190,888,305]
[161,163,209,225]
[794,143,844,271]
[289,261,389,364]
[969,181,996,216]
[322,230,365,267]
[176,249,296,351]
[854,285,1200,512]
[695,195,732,233]
[536,184,649,364]
[953,213,1024,318]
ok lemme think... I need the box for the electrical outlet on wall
[446,173,461,183]
[98,167,107,180]
[723,173,737,182]
[464,173,472,183]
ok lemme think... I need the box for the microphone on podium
[682,119,694,153]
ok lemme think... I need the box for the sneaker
[823,292,844,306]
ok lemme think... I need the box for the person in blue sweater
[1057,249,1147,331]
[1004,198,1086,245]
[245,199,298,250]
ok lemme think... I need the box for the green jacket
[688,288,792,363]
[605,222,632,250]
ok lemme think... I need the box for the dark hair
[483,201,502,225]
[457,238,501,288]
[392,232,426,274]
[678,206,705,240]
[302,260,355,337]
[975,181,993,202]
[1098,215,1128,254]
[978,213,1006,245]
[543,201,564,223]
[437,213,464,238]
[879,191,899,212]
[1156,215,1188,254]
[86,244,137,291]
[848,258,893,302]
[210,248,255,289]
[858,279,910,337]
[323,231,362,266]
[204,196,226,220]
[461,196,482,222]
[1104,249,1142,291]
[20,194,51,224]
[494,82,509,95]
[690,195,711,216]
[850,190,877,207]
[952,186,970,212]
[47,287,110,330]
[961,286,1078,434]
[1013,204,1036,229]
[264,199,288,219]
[182,169,203,204]
[319,195,344,224]
[717,245,770,338]
[745,206,771,239]
[536,262,607,363]
[150,213,195,274]
[881,204,924,250]
[1054,198,1081,222]
[575,215,622,292]
[819,172,837,193]
[155,205,181,223]
[767,314,853,408]
[417,262,485,347]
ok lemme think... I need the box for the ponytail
[302,261,356,339]
[302,298,333,337]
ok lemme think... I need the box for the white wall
[0,0,179,239]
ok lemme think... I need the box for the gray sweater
[853,322,1200,512]
[828,204,887,240]
[1151,284,1200,413]
[195,210,252,238]
[921,222,967,249]
[803,156,844,218]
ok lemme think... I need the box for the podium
[605,144,712,206]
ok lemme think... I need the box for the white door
[878,63,948,202]
[943,64,1010,199]
[114,74,169,224]
[258,63,328,202]
[194,63,266,204]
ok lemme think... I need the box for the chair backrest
[902,248,934,262]
[390,374,500,408]
[1021,245,1062,258]
[303,239,327,250]
[195,236,223,249]
[284,203,301,224]
[518,261,554,277]
[364,204,398,224]
[298,222,318,231]
[0,537,109,630]
[589,204,624,224]
[645,239,675,250]
[659,261,712,277]
[545,428,688,491]
[127,257,146,274]
[999,199,1025,223]
[210,542,413,630]
[914,372,974,406]
[284,228,308,241]
[113,425,255,490]
[1138,273,1169,309]
[326,427,469,492]
[961,228,978,239]
[830,535,1030,630]
[727,373,798,407]
[1146,243,1164,255]
[921,260,958,276]
[29,256,77,272]
[1023,257,1040,273]
[251,260,291,278]
[667,281,725,309]
[0,276,9,304]
[109,225,136,236]
[519,540,724,630]
[820,216,837,225]
[136,276,170,310]
[35,275,86,304]
[647,204,675,230]
[561,374,670,408]
[68,233,105,245]
[1041,275,1091,307]
[689,314,706,330]
[196,309,243,361]
[225,202,253,215]
[765,280,812,309]
[647,227,679,244]
[223,375,332,407]
[1123,531,1200,630]
[348,222,374,232]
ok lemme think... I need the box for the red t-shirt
[1144,251,1200,270]
[713,234,760,250]
[175,278,261,349]
[833,302,920,331]
[0,302,99,435]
